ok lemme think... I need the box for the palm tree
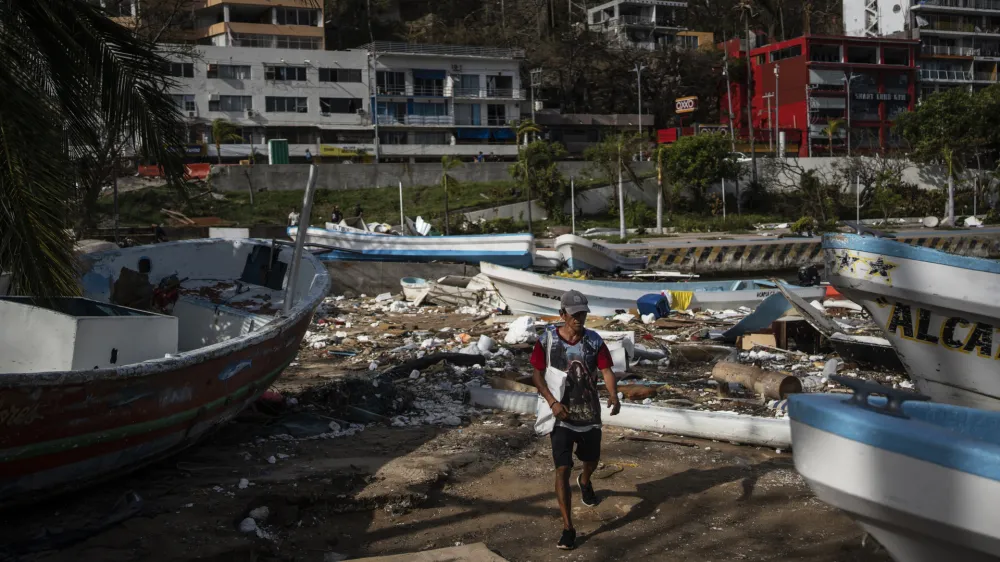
[1,0,186,297]
[654,144,668,233]
[440,155,462,235]
[514,119,541,232]
[212,119,244,165]
[822,119,845,157]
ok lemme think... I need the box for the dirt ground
[0,392,889,562]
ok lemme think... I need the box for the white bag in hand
[534,330,566,436]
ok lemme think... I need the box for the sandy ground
[0,388,888,562]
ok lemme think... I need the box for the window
[265,65,307,81]
[810,44,841,63]
[167,62,194,78]
[770,45,802,62]
[679,35,699,49]
[209,95,252,112]
[847,45,878,64]
[266,128,315,144]
[755,54,766,65]
[321,130,374,143]
[209,127,252,144]
[171,94,196,112]
[378,131,408,145]
[487,104,506,126]
[320,98,362,113]
[459,74,480,89]
[486,75,514,97]
[275,36,320,50]
[413,132,449,144]
[883,47,909,66]
[266,96,308,113]
[275,7,317,26]
[231,33,272,48]
[319,68,363,82]
[208,64,251,79]
[376,71,406,95]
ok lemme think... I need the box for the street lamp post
[843,72,860,157]
[774,63,780,158]
[723,59,737,154]
[632,62,647,159]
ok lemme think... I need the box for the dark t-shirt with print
[531,326,613,428]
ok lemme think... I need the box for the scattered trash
[504,316,538,344]
[248,506,270,522]
[238,478,249,490]
[238,517,258,534]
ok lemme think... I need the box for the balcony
[921,20,1000,35]
[975,71,999,81]
[920,68,974,81]
[912,0,1000,13]
[379,144,519,157]
[376,115,454,126]
[452,88,526,100]
[596,15,682,28]
[375,85,446,97]
[362,41,525,59]
[922,45,980,56]
[453,117,518,126]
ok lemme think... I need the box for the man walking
[531,290,620,550]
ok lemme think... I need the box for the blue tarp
[492,128,515,140]
[457,129,490,139]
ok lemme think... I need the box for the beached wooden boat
[555,234,648,272]
[824,232,1000,409]
[480,262,826,317]
[288,226,535,268]
[0,238,329,506]
[790,378,1000,562]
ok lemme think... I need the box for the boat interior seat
[171,295,273,352]
[730,280,745,291]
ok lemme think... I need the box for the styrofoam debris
[249,506,270,522]
[238,517,258,534]
[409,369,420,379]
[613,313,636,324]
[504,316,538,344]
[641,313,656,325]
[357,335,370,343]
[238,478,249,489]
[477,335,496,353]
[375,293,392,302]
[368,361,379,371]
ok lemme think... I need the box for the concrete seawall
[638,233,1000,274]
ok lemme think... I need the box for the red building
[663,35,918,157]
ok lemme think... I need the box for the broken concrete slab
[349,543,509,562]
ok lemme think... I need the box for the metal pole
[856,173,861,228]
[846,72,852,158]
[724,57,736,153]
[774,63,780,158]
[764,95,773,152]
[745,17,757,184]
[633,63,647,160]
[284,164,318,314]
[399,180,404,233]
[722,177,726,221]
[571,176,576,234]
[806,84,813,158]
[618,163,626,238]
[113,158,119,246]
[370,49,381,163]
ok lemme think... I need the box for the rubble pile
[271,283,912,439]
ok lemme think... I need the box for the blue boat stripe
[789,394,1000,483]
[823,233,1000,274]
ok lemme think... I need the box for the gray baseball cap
[560,290,591,315]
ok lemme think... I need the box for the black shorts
[550,425,602,468]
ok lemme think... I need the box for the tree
[1,0,185,297]
[508,139,568,219]
[440,155,462,235]
[212,119,244,165]
[660,133,739,209]
[822,119,845,158]
[895,87,979,225]
[585,133,644,237]
[513,119,541,231]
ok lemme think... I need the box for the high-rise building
[187,0,325,50]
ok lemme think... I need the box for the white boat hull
[289,226,534,268]
[481,262,825,317]
[792,420,1000,561]
[555,234,648,272]
[824,233,1000,409]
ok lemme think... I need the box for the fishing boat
[0,238,329,505]
[789,376,1000,562]
[480,262,826,317]
[824,232,1000,409]
[555,234,648,272]
[288,225,535,268]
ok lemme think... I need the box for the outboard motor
[798,265,821,287]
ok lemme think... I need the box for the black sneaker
[578,474,598,506]
[557,528,576,550]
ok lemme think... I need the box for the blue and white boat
[480,262,826,316]
[790,377,1000,562]
[288,225,535,268]
[824,232,1000,410]
[555,234,648,272]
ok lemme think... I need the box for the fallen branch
[624,435,700,448]
[387,352,486,379]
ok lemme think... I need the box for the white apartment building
[166,45,374,161]
[843,0,1000,99]
[366,42,525,161]
[164,41,525,162]
[587,0,690,51]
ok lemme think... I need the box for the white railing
[363,41,525,59]
[919,68,974,81]
[914,0,1000,12]
[452,87,525,99]
[923,45,980,55]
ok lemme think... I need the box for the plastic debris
[504,316,538,344]
[249,506,270,522]
[238,518,258,534]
